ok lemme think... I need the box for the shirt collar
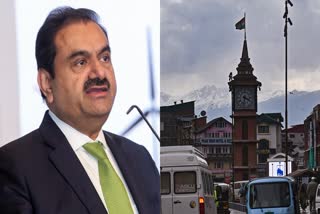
[48,110,106,151]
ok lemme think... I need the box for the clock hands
[243,95,250,102]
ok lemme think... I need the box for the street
[229,208,245,214]
[229,205,315,214]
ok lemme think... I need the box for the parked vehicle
[232,180,249,202]
[246,176,300,214]
[160,146,217,214]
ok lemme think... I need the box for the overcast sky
[161,0,320,96]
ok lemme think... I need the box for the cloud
[161,0,320,95]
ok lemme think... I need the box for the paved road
[229,205,314,214]
[229,208,245,214]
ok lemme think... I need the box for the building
[195,117,232,182]
[256,113,283,177]
[160,100,195,146]
[228,38,262,181]
[281,124,305,169]
[304,104,320,170]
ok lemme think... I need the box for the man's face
[39,21,116,127]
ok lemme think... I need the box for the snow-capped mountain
[161,85,320,126]
[161,85,231,111]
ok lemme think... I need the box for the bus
[160,146,217,214]
[246,176,299,214]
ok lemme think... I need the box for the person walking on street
[299,183,307,212]
[239,184,246,205]
[307,177,318,213]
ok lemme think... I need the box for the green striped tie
[83,142,133,214]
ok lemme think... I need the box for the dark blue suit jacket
[0,112,160,214]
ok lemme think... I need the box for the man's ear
[37,69,54,103]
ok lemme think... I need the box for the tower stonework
[228,39,261,181]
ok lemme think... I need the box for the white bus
[160,146,217,214]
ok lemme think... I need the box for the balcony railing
[206,153,232,159]
[197,138,232,144]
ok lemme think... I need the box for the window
[201,172,207,194]
[242,144,248,165]
[215,161,224,169]
[160,122,164,131]
[210,147,214,154]
[161,172,171,194]
[258,125,269,134]
[216,147,221,154]
[258,139,269,163]
[203,147,208,154]
[215,121,226,128]
[289,134,295,138]
[201,171,213,195]
[203,172,213,194]
[225,147,229,154]
[250,182,290,208]
[224,132,229,138]
[242,120,248,139]
[174,171,196,194]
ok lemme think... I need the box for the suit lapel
[39,112,107,214]
[104,132,143,213]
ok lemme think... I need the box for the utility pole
[232,113,235,201]
[283,0,293,175]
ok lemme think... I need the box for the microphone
[126,105,160,142]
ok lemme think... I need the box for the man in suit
[0,6,159,214]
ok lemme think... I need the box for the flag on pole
[235,17,245,30]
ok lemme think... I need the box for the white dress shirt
[49,111,138,213]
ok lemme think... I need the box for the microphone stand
[127,105,160,142]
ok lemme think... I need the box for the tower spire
[237,39,253,75]
[241,39,249,60]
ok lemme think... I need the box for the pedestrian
[239,183,246,204]
[0,6,159,214]
[298,183,307,212]
[306,177,318,213]
[213,185,221,209]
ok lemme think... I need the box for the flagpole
[244,12,246,40]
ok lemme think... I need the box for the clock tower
[228,39,261,181]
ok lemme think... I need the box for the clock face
[235,87,255,110]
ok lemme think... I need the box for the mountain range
[160,85,320,126]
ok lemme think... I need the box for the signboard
[268,161,292,176]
